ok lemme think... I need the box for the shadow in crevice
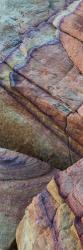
[7,239,17,250]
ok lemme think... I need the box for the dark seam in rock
[60,28,83,44]
[1,12,57,63]
[5,59,72,115]
[0,83,68,147]
[41,192,58,246]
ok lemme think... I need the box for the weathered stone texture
[0,0,68,61]
[53,0,83,73]
[0,1,83,249]
[0,148,56,250]
[16,159,83,250]
[0,0,82,167]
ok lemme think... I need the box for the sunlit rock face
[53,0,83,73]
[16,159,83,250]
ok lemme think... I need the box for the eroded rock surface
[0,1,83,250]
[0,147,56,250]
[0,0,69,61]
[16,159,83,250]
[53,0,83,73]
[0,0,82,167]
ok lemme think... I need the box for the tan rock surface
[52,0,83,155]
[16,159,83,250]
[53,0,83,74]
[67,111,83,147]
[60,32,83,74]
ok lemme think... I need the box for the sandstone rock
[53,0,83,41]
[4,41,72,131]
[0,82,72,168]
[16,159,83,250]
[67,111,83,147]
[53,0,83,74]
[69,137,83,157]
[0,1,83,250]
[0,147,57,250]
[0,44,82,163]
[60,32,83,74]
[0,0,82,167]
[7,43,83,156]
[52,0,83,155]
[53,0,81,28]
[0,147,52,180]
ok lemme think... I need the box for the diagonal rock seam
[0,73,73,164]
[1,54,82,161]
[0,1,82,160]
[1,25,83,160]
[0,80,73,166]
[0,64,82,163]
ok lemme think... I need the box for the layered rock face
[0,2,73,169]
[53,0,83,73]
[0,147,56,249]
[52,0,83,160]
[0,0,83,249]
[0,1,82,169]
[16,159,83,250]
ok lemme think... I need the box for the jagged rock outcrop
[0,147,56,250]
[16,158,83,250]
